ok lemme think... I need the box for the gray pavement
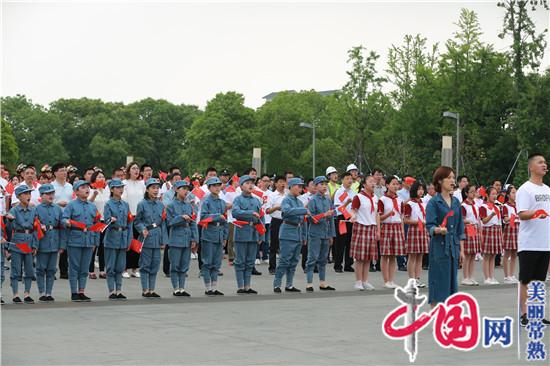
[1,256,549,365]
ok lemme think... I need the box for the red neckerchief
[385,192,400,213]
[361,190,375,213]
[414,198,425,218]
[465,199,478,219]
[487,202,500,219]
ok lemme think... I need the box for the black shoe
[60,274,68,279]
[314,267,319,273]
[47,296,55,302]
[173,291,182,297]
[369,266,377,272]
[520,314,529,327]
[273,287,282,293]
[150,292,161,298]
[245,288,258,294]
[285,286,301,293]
[142,292,151,298]
[269,270,276,275]
[38,295,48,303]
[1,298,4,305]
[180,291,191,297]
[334,268,343,273]
[109,293,118,301]
[237,289,247,295]
[12,296,22,304]
[543,318,550,326]
[32,276,36,281]
[205,290,215,296]
[71,293,81,302]
[24,296,34,304]
[212,290,223,296]
[218,272,224,276]
[344,267,355,272]
[320,285,335,291]
[252,268,262,275]
[306,287,314,292]
[117,293,127,300]
[79,293,91,302]
[398,265,407,271]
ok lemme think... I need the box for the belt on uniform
[14,229,34,234]
[146,223,161,230]
[44,225,61,231]
[109,226,127,232]
[70,227,88,232]
[283,221,301,227]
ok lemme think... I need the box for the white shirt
[259,189,272,225]
[517,180,550,252]
[333,186,356,217]
[89,188,110,218]
[0,177,8,190]
[379,195,403,224]
[122,179,145,215]
[353,192,378,226]
[267,190,286,220]
[11,182,41,206]
[52,180,73,207]
[479,203,502,227]
[421,194,432,207]
[453,189,463,203]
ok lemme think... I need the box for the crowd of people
[0,159,549,312]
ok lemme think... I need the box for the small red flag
[71,191,76,200]
[338,220,347,234]
[192,180,200,188]
[232,174,239,183]
[225,185,236,193]
[198,217,214,228]
[232,220,249,228]
[531,209,549,219]
[192,187,205,200]
[184,176,191,183]
[312,213,326,224]
[69,219,87,230]
[337,205,351,220]
[417,220,424,232]
[159,171,168,181]
[252,189,264,199]
[259,208,265,218]
[255,223,266,235]
[161,208,167,221]
[91,180,106,189]
[5,182,14,195]
[129,239,143,253]
[16,242,33,253]
[339,191,348,203]
[466,225,477,237]
[94,210,101,223]
[497,195,505,204]
[440,210,455,228]
[478,186,487,199]
[34,217,45,240]
[127,212,134,223]
[89,222,108,233]
[0,216,7,239]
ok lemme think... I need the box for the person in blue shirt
[35,184,65,302]
[199,177,228,296]
[103,179,133,300]
[306,176,336,292]
[6,185,38,304]
[167,180,198,297]
[134,178,168,298]
[273,178,308,293]
[63,180,100,302]
[233,175,265,294]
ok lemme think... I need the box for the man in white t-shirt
[453,175,469,203]
[516,153,550,327]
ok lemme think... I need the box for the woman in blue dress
[426,166,465,306]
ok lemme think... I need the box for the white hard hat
[346,163,358,172]
[325,166,337,176]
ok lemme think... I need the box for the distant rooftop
[262,89,340,101]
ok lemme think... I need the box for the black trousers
[126,225,140,269]
[163,245,170,275]
[269,218,282,272]
[89,230,105,272]
[301,242,308,270]
[334,216,353,270]
[59,250,68,276]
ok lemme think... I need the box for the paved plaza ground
[2,257,549,365]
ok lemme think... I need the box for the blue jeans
[234,241,257,288]
[306,237,329,284]
[105,248,126,292]
[273,240,301,288]
[139,247,161,291]
[36,251,58,295]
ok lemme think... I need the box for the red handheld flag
[259,208,265,218]
[252,189,264,199]
[232,174,239,183]
[312,213,326,224]
[159,171,168,181]
[94,210,101,223]
[466,225,477,238]
[192,180,200,188]
[440,210,455,228]
[161,208,167,221]
[91,180,106,189]
[337,205,351,220]
[255,223,266,235]
[198,217,214,228]
[478,186,487,199]
[225,185,236,193]
[338,220,348,234]
[497,195,505,204]
[417,220,425,232]
[69,220,87,230]
[89,222,108,233]
[339,191,348,203]
[232,220,249,228]
[531,209,549,219]
[15,242,33,253]
[34,217,45,240]
[5,182,14,195]
[191,187,205,200]
[127,212,135,223]
[129,239,143,253]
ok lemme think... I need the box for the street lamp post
[300,122,315,178]
[443,111,460,177]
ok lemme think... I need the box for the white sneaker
[383,282,395,289]
[471,278,479,286]
[461,278,474,286]
[133,271,141,278]
[191,253,197,260]
[122,271,130,279]
[354,283,364,291]
[503,277,515,284]
[546,274,550,281]
[475,253,482,261]
[484,278,496,285]
[491,278,500,285]
[255,259,261,265]
[416,279,427,288]
[263,259,269,264]
[362,282,375,291]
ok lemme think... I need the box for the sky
[3,0,549,109]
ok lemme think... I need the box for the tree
[0,117,19,170]
[185,92,256,174]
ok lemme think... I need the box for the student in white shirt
[122,162,145,278]
[516,153,550,327]
[266,176,286,274]
[333,172,356,272]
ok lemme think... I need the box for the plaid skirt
[463,225,481,254]
[502,224,518,251]
[380,223,405,256]
[405,224,428,254]
[481,225,503,254]
[350,223,378,261]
